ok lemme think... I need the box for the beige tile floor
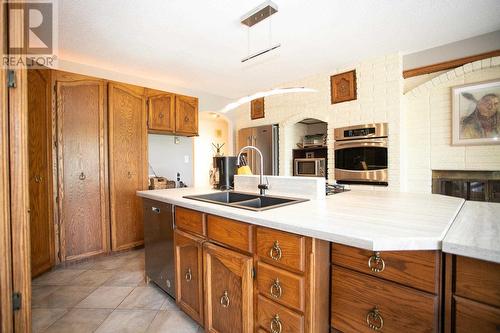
[32,249,202,333]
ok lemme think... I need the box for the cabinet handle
[34,175,42,183]
[127,171,133,179]
[270,314,282,333]
[366,306,384,331]
[159,112,164,119]
[220,290,230,308]
[270,278,282,298]
[368,252,385,273]
[185,268,192,282]
[151,207,160,214]
[269,241,282,261]
[184,115,189,122]
[79,172,86,180]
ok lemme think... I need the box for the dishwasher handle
[151,207,160,214]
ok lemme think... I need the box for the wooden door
[175,95,198,136]
[174,229,204,325]
[57,80,108,261]
[28,69,54,276]
[108,83,148,251]
[203,242,253,333]
[147,90,175,133]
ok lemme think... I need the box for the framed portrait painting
[452,80,500,145]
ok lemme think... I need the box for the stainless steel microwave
[294,158,326,177]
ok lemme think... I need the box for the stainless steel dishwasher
[143,198,175,298]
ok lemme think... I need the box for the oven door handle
[334,139,387,149]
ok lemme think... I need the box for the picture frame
[330,69,357,104]
[452,79,500,145]
[251,97,265,120]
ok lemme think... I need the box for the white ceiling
[59,0,500,99]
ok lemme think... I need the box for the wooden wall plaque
[251,97,265,120]
[330,70,357,104]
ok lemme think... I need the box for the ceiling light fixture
[219,87,317,113]
[241,1,281,63]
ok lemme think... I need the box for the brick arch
[279,112,330,176]
[406,56,500,99]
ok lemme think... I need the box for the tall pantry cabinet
[55,75,109,261]
[27,69,198,273]
[108,83,148,251]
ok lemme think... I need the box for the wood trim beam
[403,50,500,79]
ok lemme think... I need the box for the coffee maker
[212,156,237,190]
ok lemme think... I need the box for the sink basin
[183,191,308,211]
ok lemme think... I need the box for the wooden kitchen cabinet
[444,254,500,333]
[146,89,176,133]
[109,82,148,251]
[28,68,55,276]
[56,76,109,261]
[174,229,205,325]
[331,244,441,333]
[203,241,253,333]
[175,94,198,136]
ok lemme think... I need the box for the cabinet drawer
[331,266,438,333]
[207,215,253,253]
[257,262,305,312]
[257,295,304,333]
[331,243,439,294]
[455,256,500,307]
[256,227,305,272]
[454,295,500,333]
[175,207,205,236]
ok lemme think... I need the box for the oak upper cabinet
[146,89,175,133]
[56,75,109,261]
[175,95,198,136]
[203,241,253,333]
[174,229,204,325]
[28,69,54,276]
[108,82,148,251]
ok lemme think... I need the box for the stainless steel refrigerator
[237,124,279,176]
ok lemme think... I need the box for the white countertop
[443,201,500,264]
[137,187,465,251]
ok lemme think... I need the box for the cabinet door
[175,95,198,136]
[174,229,204,325]
[109,83,148,251]
[203,242,253,333]
[28,69,54,275]
[147,92,175,133]
[57,80,108,261]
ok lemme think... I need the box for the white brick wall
[404,56,500,193]
[228,53,404,190]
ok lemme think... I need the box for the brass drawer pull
[270,278,282,298]
[185,268,192,282]
[366,306,384,331]
[158,112,164,119]
[220,290,230,308]
[269,241,282,261]
[34,175,42,183]
[270,314,282,333]
[368,252,385,273]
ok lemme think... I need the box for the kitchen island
[137,187,499,333]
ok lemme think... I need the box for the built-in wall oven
[334,123,388,185]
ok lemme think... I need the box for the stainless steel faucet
[236,145,269,195]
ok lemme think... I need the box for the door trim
[0,2,13,331]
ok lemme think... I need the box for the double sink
[183,191,308,211]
